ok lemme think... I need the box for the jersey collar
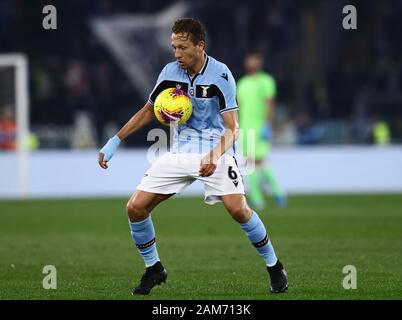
[185,54,209,76]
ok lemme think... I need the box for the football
[153,88,192,125]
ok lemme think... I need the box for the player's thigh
[221,193,252,224]
[202,154,245,204]
[254,140,269,161]
[127,190,174,222]
[241,130,268,159]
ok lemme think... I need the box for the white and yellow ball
[154,88,192,126]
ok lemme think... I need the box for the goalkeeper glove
[261,123,272,141]
[100,135,121,162]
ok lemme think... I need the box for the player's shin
[262,166,282,196]
[248,170,265,208]
[240,211,278,267]
[129,216,160,267]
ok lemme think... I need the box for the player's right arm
[116,102,155,140]
[99,64,169,169]
[98,102,154,169]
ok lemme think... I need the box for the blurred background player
[371,115,391,146]
[0,104,16,150]
[237,53,286,210]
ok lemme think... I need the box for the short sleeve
[148,66,168,105]
[214,67,238,114]
[236,78,246,104]
[263,74,277,100]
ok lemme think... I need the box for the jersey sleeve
[148,66,168,105]
[263,74,277,100]
[236,78,246,105]
[214,67,238,114]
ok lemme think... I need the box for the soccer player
[98,18,288,295]
[237,53,287,209]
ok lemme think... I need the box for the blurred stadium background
[0,0,401,300]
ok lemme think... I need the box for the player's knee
[227,205,251,224]
[255,159,264,167]
[126,199,149,222]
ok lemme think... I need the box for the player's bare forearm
[116,102,155,140]
[267,98,275,123]
[215,110,239,157]
[213,125,238,160]
[199,110,239,177]
[98,102,155,169]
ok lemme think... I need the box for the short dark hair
[172,18,206,45]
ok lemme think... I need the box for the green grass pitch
[0,194,401,300]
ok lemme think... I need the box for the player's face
[171,33,205,71]
[245,54,263,74]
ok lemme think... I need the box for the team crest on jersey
[196,85,214,98]
[201,86,210,97]
[189,88,194,96]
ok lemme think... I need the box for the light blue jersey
[148,55,238,156]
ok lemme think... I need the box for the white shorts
[136,152,245,205]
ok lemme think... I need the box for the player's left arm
[199,67,239,177]
[267,98,275,122]
[266,76,277,123]
[199,111,239,177]
[261,75,277,141]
